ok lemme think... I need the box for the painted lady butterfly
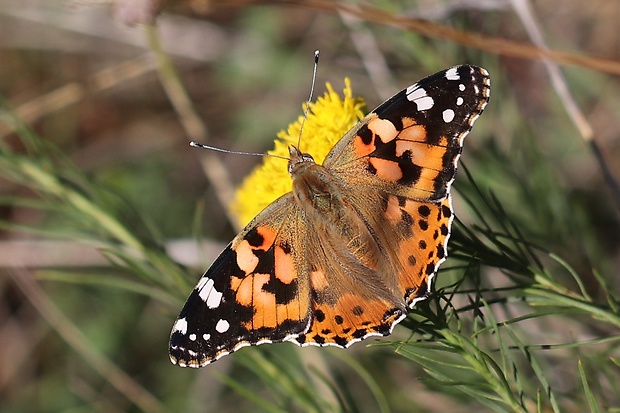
[170,65,490,367]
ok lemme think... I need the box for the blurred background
[1,1,619,412]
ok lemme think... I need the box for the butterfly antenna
[297,50,320,149]
[189,141,289,161]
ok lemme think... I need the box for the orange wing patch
[231,225,310,332]
[291,292,404,347]
[384,195,453,306]
[233,225,277,273]
[368,157,404,182]
[349,112,455,200]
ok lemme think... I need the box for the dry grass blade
[0,54,156,138]
[223,0,620,75]
[144,24,240,229]
[9,269,168,413]
[337,7,396,100]
[510,0,620,212]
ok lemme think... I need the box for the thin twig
[224,0,620,76]
[510,0,620,211]
[338,7,396,100]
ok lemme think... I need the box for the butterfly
[169,65,490,367]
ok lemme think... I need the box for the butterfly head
[288,145,316,176]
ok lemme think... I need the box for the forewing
[169,194,312,367]
[324,65,490,202]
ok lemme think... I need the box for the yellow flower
[230,78,366,227]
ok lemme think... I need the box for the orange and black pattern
[169,65,490,367]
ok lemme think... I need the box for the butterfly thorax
[288,145,387,277]
[288,145,346,223]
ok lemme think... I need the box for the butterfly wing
[293,66,490,346]
[170,65,491,363]
[169,194,313,367]
[324,65,490,201]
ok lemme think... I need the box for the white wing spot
[206,288,223,308]
[459,84,465,91]
[445,67,460,80]
[195,276,209,290]
[197,277,224,309]
[417,96,434,111]
[172,318,188,335]
[406,86,434,110]
[216,319,230,333]
[203,333,211,341]
[189,333,197,341]
[443,109,455,123]
[456,96,464,106]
